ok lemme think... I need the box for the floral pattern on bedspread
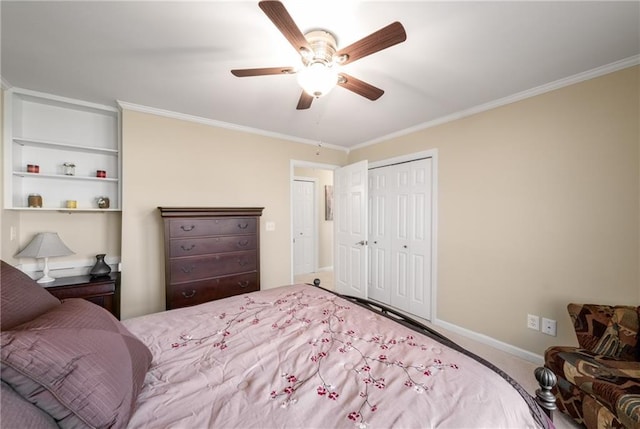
[124,285,545,429]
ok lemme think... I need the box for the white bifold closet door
[368,158,433,320]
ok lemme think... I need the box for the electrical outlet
[527,314,540,330]
[542,318,557,336]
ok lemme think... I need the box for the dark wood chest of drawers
[159,207,264,310]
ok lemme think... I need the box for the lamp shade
[15,232,74,259]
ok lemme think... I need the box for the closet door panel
[366,157,433,320]
[368,169,391,302]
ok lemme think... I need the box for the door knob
[355,240,367,246]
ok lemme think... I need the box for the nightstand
[43,272,120,320]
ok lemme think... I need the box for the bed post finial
[534,366,557,418]
[313,278,321,287]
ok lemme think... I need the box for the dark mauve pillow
[1,260,60,330]
[1,381,59,429]
[1,299,152,429]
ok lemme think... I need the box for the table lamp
[15,232,75,283]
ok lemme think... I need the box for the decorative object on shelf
[63,162,76,176]
[15,232,75,283]
[28,194,43,208]
[66,200,77,209]
[96,196,110,209]
[96,170,106,178]
[89,254,111,279]
[27,164,39,173]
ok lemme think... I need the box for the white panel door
[334,160,368,298]
[367,168,391,303]
[389,158,433,320]
[293,179,315,275]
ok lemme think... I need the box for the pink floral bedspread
[124,284,546,428]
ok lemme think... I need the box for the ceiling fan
[231,0,407,110]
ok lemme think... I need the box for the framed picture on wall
[325,185,333,221]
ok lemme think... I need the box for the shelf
[12,172,119,182]
[4,88,121,211]
[13,138,119,155]
[9,207,121,213]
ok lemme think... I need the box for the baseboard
[433,318,544,365]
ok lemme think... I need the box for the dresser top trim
[158,207,264,218]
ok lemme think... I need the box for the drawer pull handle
[181,244,195,251]
[180,225,195,231]
[238,223,249,229]
[238,240,249,247]
[181,265,196,273]
[182,289,196,298]
[237,259,249,266]
[238,281,250,288]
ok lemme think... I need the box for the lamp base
[37,274,55,283]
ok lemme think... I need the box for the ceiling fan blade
[259,0,313,56]
[337,73,384,101]
[335,21,406,65]
[296,91,313,110]
[231,67,295,77]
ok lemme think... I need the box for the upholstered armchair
[544,304,640,429]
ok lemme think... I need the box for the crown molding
[351,55,640,152]
[117,101,348,153]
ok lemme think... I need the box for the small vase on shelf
[90,254,111,279]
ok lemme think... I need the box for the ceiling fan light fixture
[296,61,338,98]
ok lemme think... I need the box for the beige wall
[349,66,640,355]
[120,110,347,319]
[2,66,637,358]
[294,166,334,270]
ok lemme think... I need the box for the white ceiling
[2,1,639,150]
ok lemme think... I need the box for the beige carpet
[293,271,579,428]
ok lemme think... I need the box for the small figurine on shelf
[90,254,111,279]
[63,162,76,176]
[97,197,110,209]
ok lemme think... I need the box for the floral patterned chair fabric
[544,304,640,429]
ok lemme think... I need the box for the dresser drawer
[46,281,115,300]
[169,235,257,257]
[169,218,256,238]
[168,272,259,308]
[169,251,257,283]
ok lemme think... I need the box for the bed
[1,260,554,428]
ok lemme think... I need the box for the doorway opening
[290,160,337,290]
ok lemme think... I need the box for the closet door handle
[355,240,367,246]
